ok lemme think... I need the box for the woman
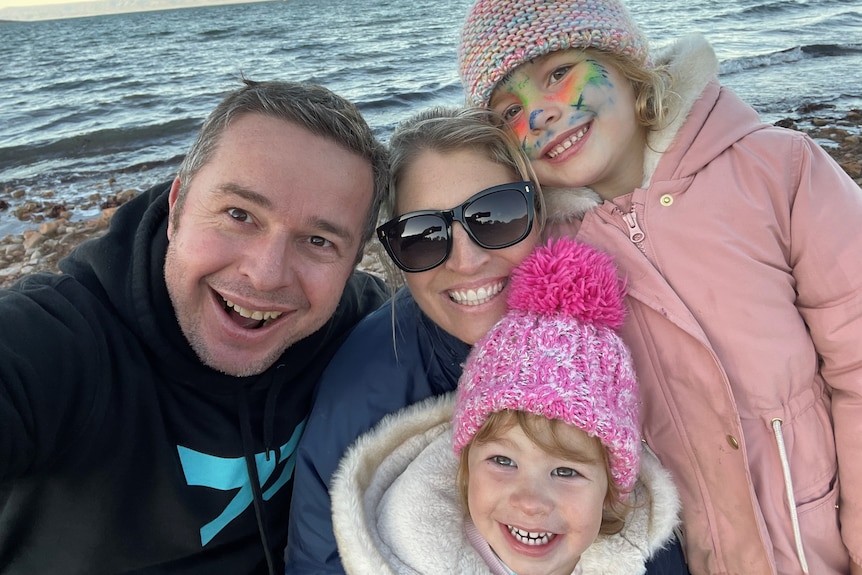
[285,106,544,573]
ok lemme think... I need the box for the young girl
[330,237,680,575]
[459,1,862,574]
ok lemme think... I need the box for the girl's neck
[595,134,646,201]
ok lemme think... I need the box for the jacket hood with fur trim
[543,33,764,222]
[331,394,680,575]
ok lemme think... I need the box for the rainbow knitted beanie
[452,237,641,494]
[459,0,649,107]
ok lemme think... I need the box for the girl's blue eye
[552,467,578,478]
[491,455,515,467]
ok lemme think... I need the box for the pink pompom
[507,237,626,329]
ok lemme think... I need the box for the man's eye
[227,207,251,223]
[551,467,578,478]
[308,236,333,248]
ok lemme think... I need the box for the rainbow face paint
[493,57,616,160]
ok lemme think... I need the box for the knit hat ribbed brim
[459,0,649,107]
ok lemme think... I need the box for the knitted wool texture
[452,237,641,493]
[459,0,649,107]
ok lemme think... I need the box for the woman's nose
[444,223,488,274]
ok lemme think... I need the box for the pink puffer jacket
[546,35,862,575]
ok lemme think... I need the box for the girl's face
[490,49,646,200]
[466,423,609,575]
[398,148,540,345]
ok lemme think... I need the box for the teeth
[448,281,504,306]
[547,125,589,159]
[224,299,283,322]
[507,525,554,546]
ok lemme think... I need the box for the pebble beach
[2,109,861,289]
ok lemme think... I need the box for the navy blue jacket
[285,288,471,573]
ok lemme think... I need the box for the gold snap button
[660,194,673,206]
[726,435,739,449]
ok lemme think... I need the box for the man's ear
[167,176,182,239]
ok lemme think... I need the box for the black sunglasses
[376,181,535,273]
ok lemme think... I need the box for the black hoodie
[0,181,388,574]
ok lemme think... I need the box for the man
[0,79,388,574]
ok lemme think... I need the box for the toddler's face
[466,422,608,575]
[489,49,645,200]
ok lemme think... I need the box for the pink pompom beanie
[452,237,640,494]
[459,0,649,107]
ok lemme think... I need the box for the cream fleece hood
[331,394,680,575]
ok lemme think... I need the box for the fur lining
[544,186,603,223]
[330,395,456,575]
[643,34,719,184]
[332,394,681,575]
[579,449,681,574]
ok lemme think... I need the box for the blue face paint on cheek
[522,131,555,159]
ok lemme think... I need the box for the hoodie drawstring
[263,364,287,463]
[771,418,809,574]
[238,390,276,575]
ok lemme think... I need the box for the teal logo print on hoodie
[177,419,307,545]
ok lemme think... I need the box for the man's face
[164,113,373,376]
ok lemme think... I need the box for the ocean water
[1,0,861,236]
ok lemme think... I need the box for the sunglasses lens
[465,188,531,248]
[386,213,448,272]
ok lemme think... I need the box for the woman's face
[398,148,540,345]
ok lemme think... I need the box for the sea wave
[720,43,862,75]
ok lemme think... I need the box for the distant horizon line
[0,0,280,23]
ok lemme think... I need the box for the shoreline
[2,108,861,289]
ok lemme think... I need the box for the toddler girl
[330,237,680,574]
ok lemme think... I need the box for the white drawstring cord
[772,418,810,574]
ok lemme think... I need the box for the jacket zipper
[615,206,646,252]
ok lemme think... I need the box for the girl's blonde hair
[591,49,676,131]
[457,410,631,535]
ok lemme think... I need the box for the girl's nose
[509,479,553,516]
[528,104,561,132]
